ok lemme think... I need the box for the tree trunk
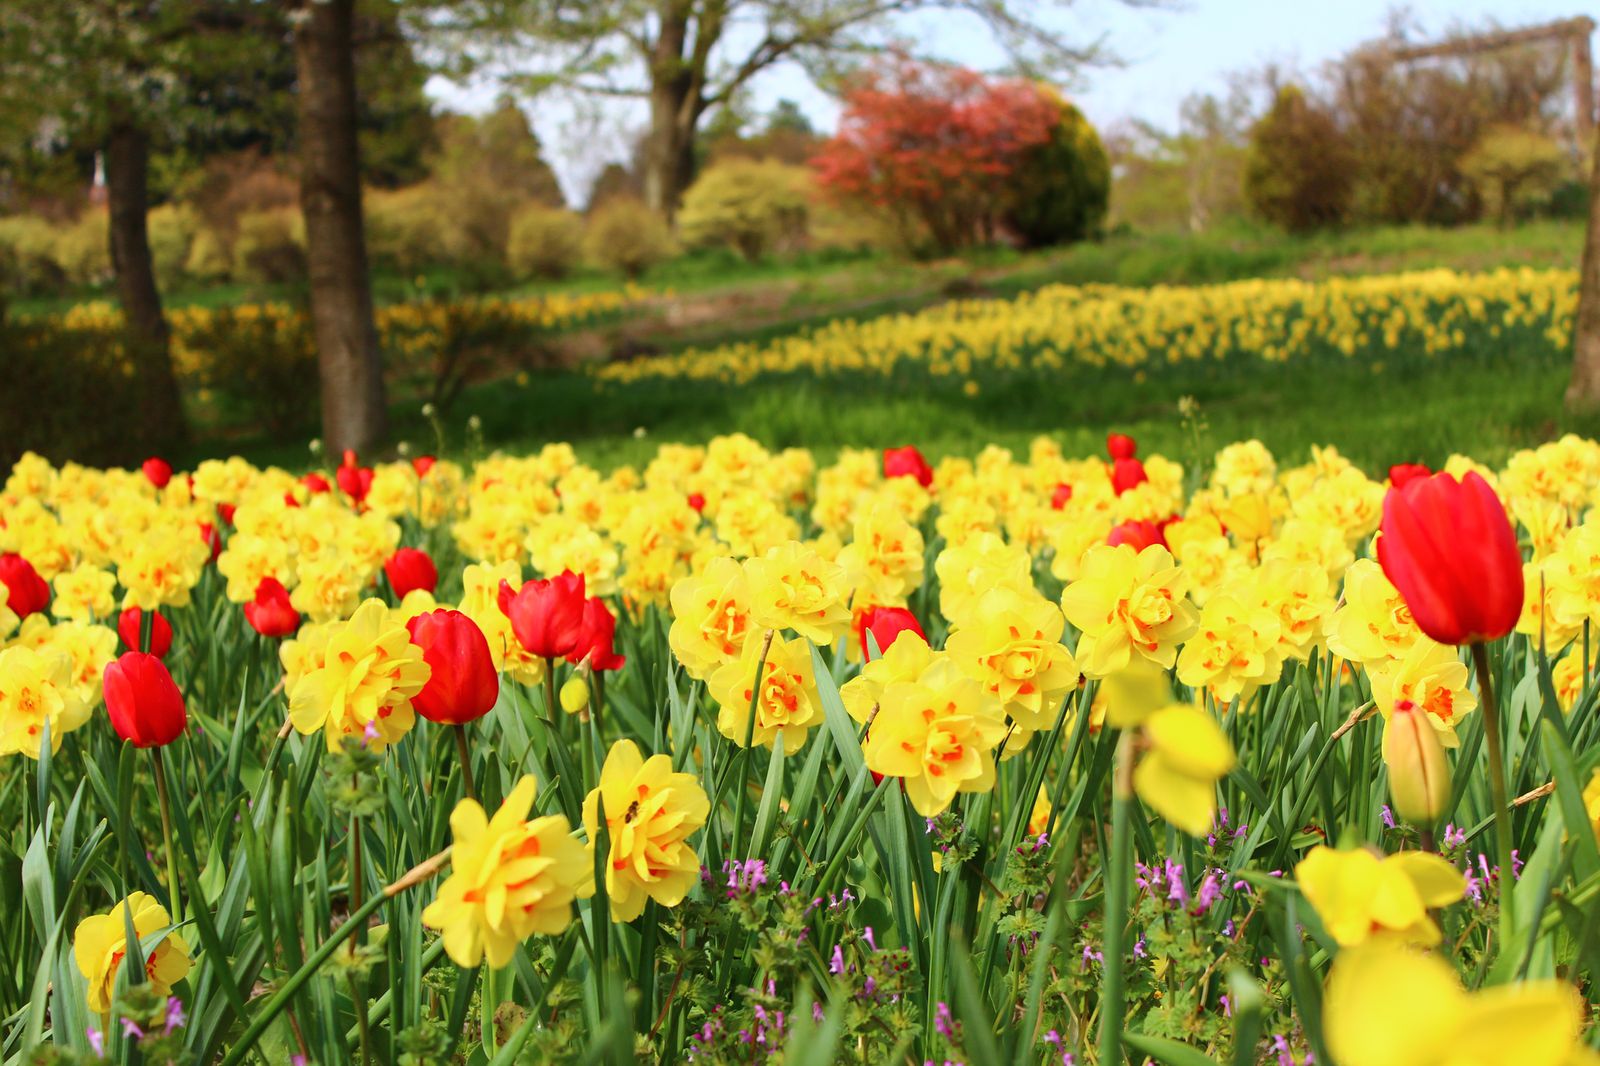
[1565,134,1600,412]
[293,0,387,453]
[642,10,701,222]
[105,119,188,450]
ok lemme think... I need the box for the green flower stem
[151,749,182,926]
[453,723,477,804]
[1098,731,1135,1066]
[1470,642,1516,950]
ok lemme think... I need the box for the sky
[424,0,1581,204]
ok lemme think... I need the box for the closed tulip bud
[857,605,926,661]
[301,472,332,494]
[103,652,187,748]
[406,610,499,725]
[1110,457,1148,495]
[336,456,374,505]
[1384,699,1452,825]
[686,492,707,513]
[385,547,439,598]
[141,457,173,489]
[560,676,591,714]
[1106,432,1138,461]
[0,554,50,618]
[1107,519,1165,551]
[198,522,222,563]
[1377,471,1523,645]
[412,454,437,478]
[244,577,300,638]
[498,571,587,659]
[1050,482,1073,510]
[882,445,934,488]
[118,607,173,658]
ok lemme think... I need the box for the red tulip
[0,554,49,617]
[498,571,587,659]
[103,652,186,748]
[284,492,301,509]
[687,492,707,513]
[384,547,438,598]
[216,503,236,526]
[142,457,173,489]
[1106,433,1137,461]
[1388,463,1432,488]
[301,472,332,494]
[198,521,222,562]
[337,450,374,505]
[118,607,173,658]
[244,577,300,638]
[1107,520,1165,551]
[567,597,626,672]
[406,610,499,725]
[412,455,437,478]
[857,605,926,661]
[883,445,934,488]
[1377,471,1523,646]
[1110,457,1148,496]
[1050,483,1073,510]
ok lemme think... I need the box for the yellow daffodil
[1060,543,1197,677]
[0,644,90,757]
[1295,845,1465,947]
[73,892,192,1015]
[667,556,755,680]
[945,586,1078,732]
[744,541,852,645]
[708,633,822,753]
[1132,703,1236,835]
[287,599,430,752]
[583,739,710,922]
[864,661,1009,816]
[1367,639,1477,747]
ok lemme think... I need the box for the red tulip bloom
[406,610,499,725]
[1106,433,1137,461]
[1050,483,1073,510]
[118,607,173,658]
[103,652,187,748]
[217,503,237,526]
[142,457,173,489]
[857,605,926,661]
[244,577,300,638]
[337,450,374,505]
[0,554,49,617]
[1107,519,1165,551]
[198,521,222,563]
[1388,463,1432,488]
[385,547,438,598]
[302,472,332,495]
[412,455,437,478]
[1377,471,1523,646]
[568,598,626,671]
[498,571,587,659]
[1110,457,1148,496]
[687,492,707,513]
[883,445,934,488]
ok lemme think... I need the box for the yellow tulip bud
[1382,699,1451,825]
[559,676,590,715]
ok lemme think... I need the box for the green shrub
[184,225,232,282]
[366,183,440,276]
[185,304,318,434]
[148,203,199,287]
[0,215,68,295]
[1004,89,1110,248]
[0,316,150,468]
[51,210,111,287]
[1460,124,1568,226]
[677,159,811,261]
[231,207,306,284]
[1244,85,1354,233]
[584,197,676,280]
[507,205,585,280]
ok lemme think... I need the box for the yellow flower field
[1,430,1597,1064]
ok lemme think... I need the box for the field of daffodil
[593,267,1574,388]
[2,430,1598,1066]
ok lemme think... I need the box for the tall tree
[1565,138,1600,412]
[424,0,1109,219]
[292,0,387,452]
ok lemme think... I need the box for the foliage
[1004,89,1111,248]
[49,211,111,288]
[1460,124,1569,226]
[147,203,199,289]
[813,60,1060,254]
[0,315,149,467]
[230,207,305,285]
[584,197,676,279]
[0,215,67,295]
[183,303,320,435]
[1244,86,1355,233]
[506,205,586,280]
[677,158,811,261]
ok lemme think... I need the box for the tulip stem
[349,791,371,1066]
[452,724,477,804]
[1470,642,1516,948]
[1098,731,1134,1066]
[543,658,560,731]
[151,750,182,926]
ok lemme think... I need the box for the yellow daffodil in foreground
[422,776,591,969]
[945,586,1078,732]
[863,660,1009,816]
[668,556,755,680]
[1060,543,1197,677]
[0,644,90,757]
[1295,845,1464,947]
[1325,941,1597,1066]
[584,739,710,922]
[1174,588,1284,704]
[287,598,431,753]
[1367,638,1477,748]
[708,633,822,753]
[744,541,852,645]
[73,892,192,1014]
[1132,703,1236,834]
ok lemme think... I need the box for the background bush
[507,205,585,280]
[584,197,676,279]
[50,210,111,287]
[1245,85,1356,232]
[231,207,306,284]
[677,158,811,261]
[0,215,67,295]
[0,315,150,467]
[184,305,319,434]
[1005,89,1111,247]
[147,202,199,288]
